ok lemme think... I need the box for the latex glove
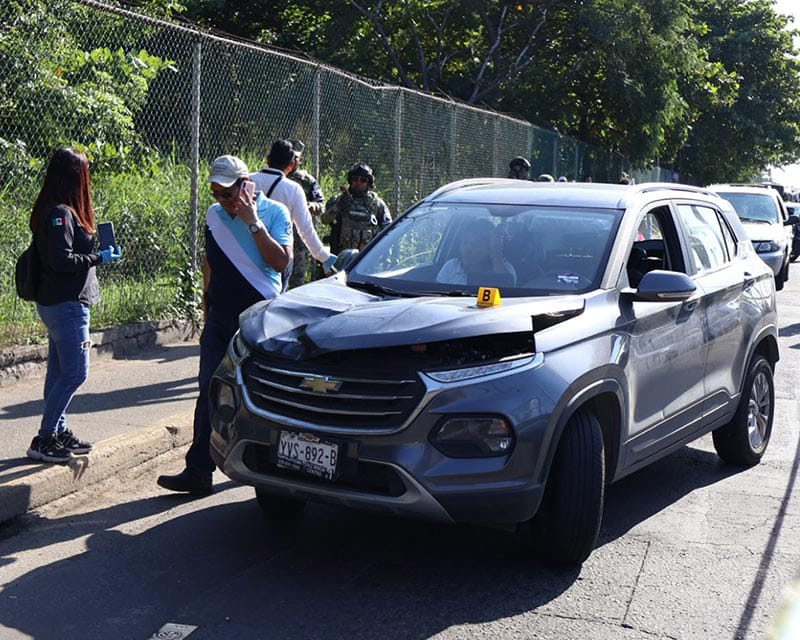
[100,245,122,264]
[322,254,338,275]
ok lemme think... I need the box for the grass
[0,153,202,350]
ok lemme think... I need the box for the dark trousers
[185,308,239,475]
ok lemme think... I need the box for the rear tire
[255,488,306,517]
[712,354,773,466]
[534,411,605,566]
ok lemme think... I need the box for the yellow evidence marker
[477,286,502,307]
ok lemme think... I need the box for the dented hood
[239,276,585,359]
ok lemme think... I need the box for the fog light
[212,380,237,424]
[430,416,514,457]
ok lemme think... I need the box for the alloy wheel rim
[747,371,771,451]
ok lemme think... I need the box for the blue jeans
[36,301,91,439]
[185,308,240,475]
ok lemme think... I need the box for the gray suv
[210,180,779,565]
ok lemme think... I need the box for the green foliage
[177,0,800,182]
[679,0,800,184]
[0,0,175,174]
[0,154,200,348]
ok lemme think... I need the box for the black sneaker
[57,429,93,454]
[26,436,73,463]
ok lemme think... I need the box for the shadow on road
[1,436,782,640]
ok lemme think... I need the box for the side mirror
[786,214,799,226]
[333,249,359,272]
[627,270,697,302]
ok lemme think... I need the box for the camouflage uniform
[322,189,392,253]
[287,168,325,287]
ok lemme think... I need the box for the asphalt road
[1,272,800,640]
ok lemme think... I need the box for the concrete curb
[0,409,193,524]
[0,318,199,387]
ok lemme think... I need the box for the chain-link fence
[0,0,669,347]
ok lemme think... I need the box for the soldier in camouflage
[322,163,392,253]
[288,139,326,286]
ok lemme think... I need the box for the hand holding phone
[241,181,255,202]
[98,222,116,250]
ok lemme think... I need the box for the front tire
[255,488,306,517]
[712,354,774,466]
[534,411,605,566]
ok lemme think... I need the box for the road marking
[150,622,198,639]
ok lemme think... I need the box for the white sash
[206,206,278,300]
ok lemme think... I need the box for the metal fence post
[189,37,201,283]
[313,67,321,179]
[394,89,403,215]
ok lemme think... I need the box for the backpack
[15,238,40,302]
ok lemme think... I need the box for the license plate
[276,431,339,480]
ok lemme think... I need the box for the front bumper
[209,354,552,525]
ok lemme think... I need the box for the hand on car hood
[239,278,585,359]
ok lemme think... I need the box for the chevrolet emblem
[299,375,343,394]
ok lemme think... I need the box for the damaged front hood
[240,277,585,359]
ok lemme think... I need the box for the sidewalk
[0,337,200,524]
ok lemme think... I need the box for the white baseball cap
[209,155,249,187]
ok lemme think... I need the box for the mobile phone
[241,181,255,201]
[98,222,116,249]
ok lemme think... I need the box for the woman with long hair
[27,147,122,463]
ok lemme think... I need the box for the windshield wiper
[739,217,771,224]
[348,280,401,296]
[417,289,473,297]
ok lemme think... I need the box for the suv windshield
[348,202,622,296]
[715,192,781,224]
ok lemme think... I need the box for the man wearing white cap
[157,154,293,496]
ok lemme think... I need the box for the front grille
[241,353,426,430]
[243,443,406,497]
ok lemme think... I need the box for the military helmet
[347,162,374,188]
[509,156,531,170]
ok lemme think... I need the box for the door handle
[683,300,698,312]
[743,272,756,289]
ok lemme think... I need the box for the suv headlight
[424,354,540,383]
[753,240,781,253]
[430,416,515,457]
[228,330,251,365]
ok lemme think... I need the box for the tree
[677,0,800,184]
[0,0,174,181]
[176,0,800,181]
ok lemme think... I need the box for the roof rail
[632,182,715,197]
[425,177,508,199]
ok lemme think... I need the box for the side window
[676,204,731,273]
[627,206,684,286]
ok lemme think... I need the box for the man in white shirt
[251,140,336,288]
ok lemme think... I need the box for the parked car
[210,180,779,565]
[707,184,797,289]
[785,201,800,262]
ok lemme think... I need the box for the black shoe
[27,436,73,463]
[57,429,93,454]
[157,469,213,496]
